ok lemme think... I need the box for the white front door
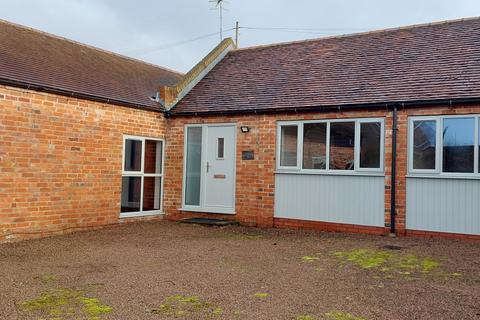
[183,124,236,214]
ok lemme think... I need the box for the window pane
[360,122,381,169]
[121,176,141,212]
[442,117,475,173]
[413,120,437,170]
[217,138,224,159]
[280,125,298,167]
[143,177,161,211]
[303,123,327,169]
[185,127,202,206]
[330,122,355,170]
[124,139,142,171]
[144,140,163,174]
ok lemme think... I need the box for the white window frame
[120,135,165,218]
[276,121,303,170]
[276,118,385,175]
[408,115,480,178]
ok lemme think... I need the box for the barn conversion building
[1,17,480,241]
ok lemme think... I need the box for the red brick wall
[164,104,480,239]
[2,82,480,241]
[0,85,166,241]
[164,109,391,230]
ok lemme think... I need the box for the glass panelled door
[183,124,236,214]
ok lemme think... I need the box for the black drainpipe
[390,106,398,235]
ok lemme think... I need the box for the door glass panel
[120,176,141,212]
[280,125,298,167]
[303,123,326,169]
[144,140,163,174]
[360,122,382,169]
[124,139,142,171]
[412,120,436,170]
[185,127,202,206]
[143,177,161,211]
[330,122,355,170]
[443,117,475,173]
[217,138,224,159]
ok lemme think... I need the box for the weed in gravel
[325,311,366,320]
[253,292,270,299]
[147,295,221,318]
[21,288,112,320]
[333,249,445,278]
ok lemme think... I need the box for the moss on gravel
[21,288,112,320]
[333,249,392,269]
[147,294,221,318]
[302,255,320,263]
[333,248,446,278]
[253,292,270,299]
[296,315,316,320]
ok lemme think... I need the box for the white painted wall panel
[406,177,480,235]
[274,173,385,227]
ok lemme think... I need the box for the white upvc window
[408,115,480,177]
[121,135,164,218]
[277,118,385,174]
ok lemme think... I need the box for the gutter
[0,78,165,113]
[168,97,480,117]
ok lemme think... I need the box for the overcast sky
[1,0,480,73]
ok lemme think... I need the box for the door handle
[206,161,210,173]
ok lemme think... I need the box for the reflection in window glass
[143,177,162,211]
[120,176,141,212]
[185,127,202,206]
[413,120,437,170]
[303,123,327,169]
[144,140,163,174]
[124,139,142,171]
[443,118,475,173]
[280,125,298,167]
[360,122,381,169]
[330,122,355,170]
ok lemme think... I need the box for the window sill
[406,174,480,180]
[119,211,164,219]
[275,170,385,177]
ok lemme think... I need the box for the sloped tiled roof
[172,17,480,115]
[0,19,182,111]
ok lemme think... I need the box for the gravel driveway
[0,221,479,320]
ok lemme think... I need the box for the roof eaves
[0,77,165,113]
[168,97,480,117]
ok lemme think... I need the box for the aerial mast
[210,0,226,41]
